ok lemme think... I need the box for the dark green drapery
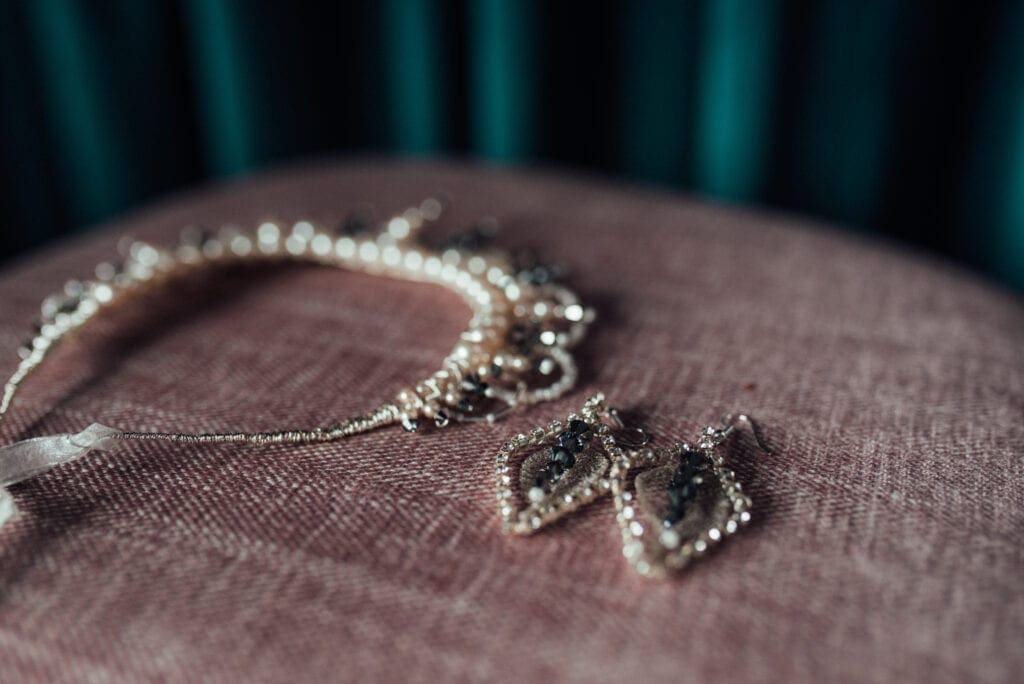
[1,1,1022,289]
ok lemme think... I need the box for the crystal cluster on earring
[3,199,594,430]
[612,425,754,579]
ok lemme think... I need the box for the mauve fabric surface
[0,161,1021,683]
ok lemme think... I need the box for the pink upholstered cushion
[0,161,1021,682]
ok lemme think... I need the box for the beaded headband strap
[0,199,592,528]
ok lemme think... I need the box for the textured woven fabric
[0,161,1021,683]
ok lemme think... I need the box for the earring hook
[720,413,772,455]
[607,407,651,448]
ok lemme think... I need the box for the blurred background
[1,0,1022,290]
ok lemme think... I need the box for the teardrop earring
[613,414,770,578]
[494,394,623,534]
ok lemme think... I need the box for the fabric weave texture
[0,161,1021,683]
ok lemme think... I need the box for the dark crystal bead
[528,264,552,282]
[557,432,585,454]
[449,233,475,250]
[337,211,372,236]
[670,468,692,489]
[549,446,575,471]
[670,451,704,488]
[461,373,488,396]
[490,362,503,379]
[466,227,492,249]
[671,456,699,482]
[473,219,499,242]
[667,481,697,511]
[512,250,566,283]
[448,232,471,250]
[664,483,695,525]
[568,419,589,437]
[508,323,539,355]
[456,398,473,413]
[434,411,450,428]
[681,447,705,470]
[439,221,497,251]
[549,462,565,481]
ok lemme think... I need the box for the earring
[612,414,770,578]
[494,394,769,578]
[495,393,642,534]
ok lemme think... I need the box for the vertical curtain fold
[179,0,261,176]
[963,2,1024,290]
[381,0,448,154]
[24,0,133,223]
[619,0,696,186]
[467,0,537,161]
[693,0,781,202]
[788,1,903,227]
[0,4,62,248]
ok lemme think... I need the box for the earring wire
[720,413,772,455]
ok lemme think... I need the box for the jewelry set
[0,198,768,578]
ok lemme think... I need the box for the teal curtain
[1,1,1021,290]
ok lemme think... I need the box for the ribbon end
[0,488,18,530]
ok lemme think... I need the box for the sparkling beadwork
[0,203,593,446]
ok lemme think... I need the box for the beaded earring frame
[612,422,757,578]
[495,393,616,534]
